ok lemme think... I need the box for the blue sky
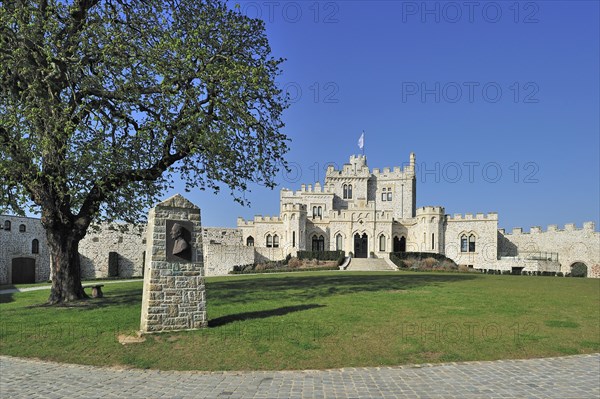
[173,0,599,231]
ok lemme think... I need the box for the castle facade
[1,153,598,283]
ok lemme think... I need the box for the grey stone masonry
[140,194,207,333]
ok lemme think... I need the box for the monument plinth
[140,194,207,333]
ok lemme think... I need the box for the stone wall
[0,215,50,284]
[498,223,600,276]
[203,244,254,276]
[444,213,499,269]
[79,224,146,279]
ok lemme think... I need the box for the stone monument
[140,194,207,333]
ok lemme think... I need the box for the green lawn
[0,271,598,371]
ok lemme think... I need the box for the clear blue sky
[173,0,599,231]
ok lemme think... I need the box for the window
[246,236,254,246]
[387,191,392,201]
[469,235,476,252]
[336,234,343,251]
[431,233,435,250]
[348,184,352,199]
[273,235,279,248]
[381,188,387,201]
[460,235,468,252]
[266,234,273,248]
[19,224,26,233]
[292,231,296,248]
[312,235,325,251]
[3,220,10,231]
[32,239,39,254]
[343,184,348,199]
[317,206,322,219]
[379,235,386,251]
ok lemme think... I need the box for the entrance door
[354,233,368,258]
[393,236,406,252]
[11,257,36,284]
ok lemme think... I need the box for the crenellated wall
[498,222,599,276]
[443,212,499,269]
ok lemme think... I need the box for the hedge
[297,250,345,261]
[389,251,457,268]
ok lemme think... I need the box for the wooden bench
[83,284,104,298]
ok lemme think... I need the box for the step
[346,258,396,271]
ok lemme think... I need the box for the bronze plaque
[166,220,193,262]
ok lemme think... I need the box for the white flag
[358,131,364,150]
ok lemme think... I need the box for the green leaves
[1,0,289,226]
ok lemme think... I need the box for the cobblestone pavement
[1,354,598,398]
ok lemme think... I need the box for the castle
[1,153,598,283]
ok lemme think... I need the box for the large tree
[0,0,289,303]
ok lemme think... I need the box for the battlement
[500,222,598,235]
[281,184,336,198]
[446,212,498,221]
[416,206,445,215]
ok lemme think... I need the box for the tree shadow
[29,288,143,309]
[0,292,15,304]
[207,273,478,305]
[209,304,325,327]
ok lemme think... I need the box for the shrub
[284,253,292,265]
[556,272,564,277]
[521,270,528,276]
[297,250,344,261]
[287,257,302,269]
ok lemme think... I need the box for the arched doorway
[570,262,588,277]
[354,233,368,258]
[11,257,36,284]
[393,236,406,252]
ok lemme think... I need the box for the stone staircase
[346,257,396,271]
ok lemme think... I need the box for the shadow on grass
[208,273,478,304]
[28,288,143,309]
[0,292,15,304]
[209,304,325,327]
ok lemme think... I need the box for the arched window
[273,234,279,248]
[343,184,348,199]
[317,206,322,219]
[19,224,26,233]
[266,234,273,248]
[469,235,476,252]
[460,235,468,252]
[379,234,386,251]
[246,236,254,246]
[32,239,39,254]
[348,184,353,199]
[3,220,10,231]
[336,234,343,251]
[312,235,325,251]
[312,206,318,218]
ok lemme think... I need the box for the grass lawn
[0,271,598,371]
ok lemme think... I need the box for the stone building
[1,153,599,283]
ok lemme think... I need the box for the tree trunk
[47,227,88,304]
